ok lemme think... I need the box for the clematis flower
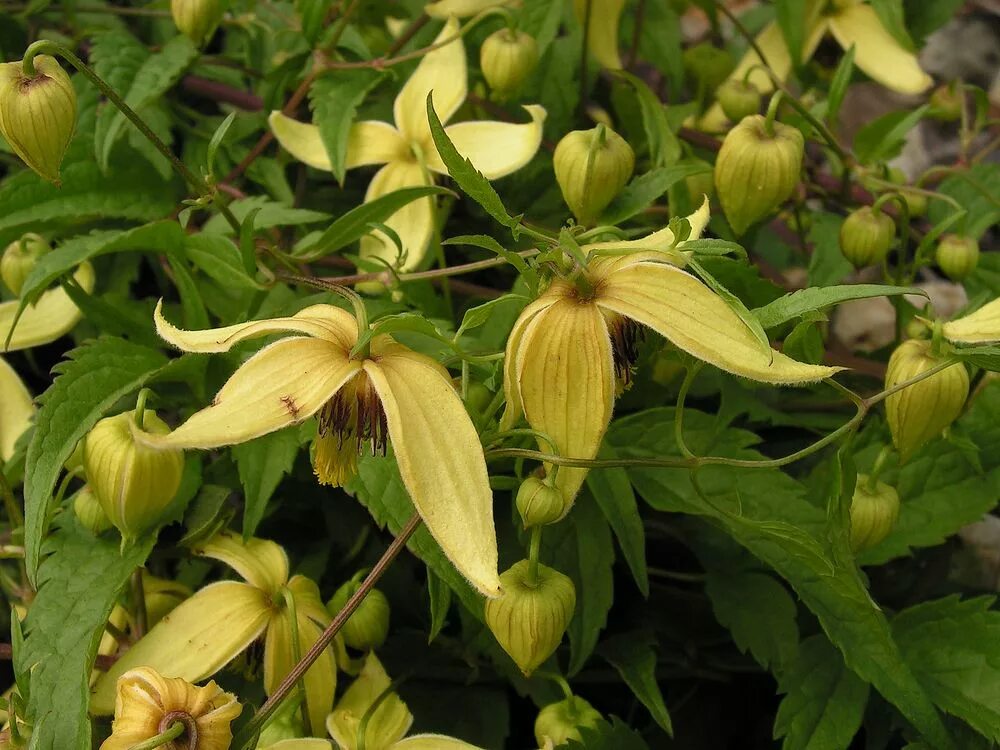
[92,533,338,733]
[500,201,841,505]
[0,261,94,461]
[127,299,499,595]
[99,666,241,750]
[269,17,545,275]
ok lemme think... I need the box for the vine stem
[235,513,421,749]
[127,722,185,750]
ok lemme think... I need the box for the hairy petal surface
[425,106,547,179]
[499,296,560,432]
[192,531,289,594]
[942,298,1000,344]
[0,263,94,352]
[394,17,467,143]
[359,161,436,273]
[269,114,407,171]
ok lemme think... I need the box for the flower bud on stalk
[839,206,895,268]
[714,115,803,235]
[886,168,927,218]
[553,124,634,226]
[142,573,191,628]
[1,233,49,295]
[516,477,566,528]
[535,695,603,747]
[849,475,900,552]
[73,485,112,535]
[171,0,228,46]
[935,234,979,281]
[480,29,539,98]
[928,83,963,122]
[885,339,969,463]
[0,55,77,184]
[327,579,391,651]
[715,80,761,122]
[484,559,576,675]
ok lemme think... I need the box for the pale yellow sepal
[0,262,94,352]
[0,356,33,462]
[192,531,289,594]
[942,298,1000,344]
[574,0,625,70]
[261,741,333,750]
[583,196,710,257]
[425,0,515,18]
[326,652,413,750]
[269,114,408,172]
[395,17,466,145]
[500,296,560,432]
[359,160,435,274]
[394,737,486,749]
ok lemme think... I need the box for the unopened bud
[839,206,895,268]
[74,485,112,535]
[327,580,391,651]
[928,83,962,122]
[935,234,979,281]
[0,55,77,183]
[484,559,575,675]
[850,476,900,552]
[516,477,566,528]
[716,80,761,122]
[142,572,191,627]
[1,233,49,295]
[682,43,734,95]
[481,29,538,98]
[553,125,634,225]
[171,0,228,46]
[535,695,603,747]
[886,169,927,218]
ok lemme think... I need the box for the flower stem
[127,721,185,750]
[527,526,543,586]
[130,568,147,640]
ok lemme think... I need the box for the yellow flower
[129,299,500,595]
[500,201,841,504]
[424,0,516,18]
[92,533,337,734]
[99,666,241,750]
[269,17,545,275]
[573,0,626,70]
[942,297,1000,344]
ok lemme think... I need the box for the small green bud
[553,124,634,225]
[484,559,576,676]
[480,29,539,98]
[534,695,603,747]
[682,43,734,95]
[928,83,962,122]
[0,55,77,184]
[839,206,895,268]
[73,485,112,535]
[850,476,900,552]
[327,580,391,651]
[171,0,228,46]
[935,234,979,281]
[714,115,804,235]
[516,477,566,528]
[1,233,49,295]
[885,168,927,218]
[715,80,761,122]
[142,572,191,627]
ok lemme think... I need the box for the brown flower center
[313,373,387,487]
[158,710,199,750]
[607,314,644,390]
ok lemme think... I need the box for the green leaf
[681,238,747,259]
[870,0,915,50]
[753,284,926,329]
[203,196,330,234]
[309,70,387,184]
[774,634,870,750]
[206,111,237,178]
[353,313,448,357]
[457,295,529,338]
[904,0,965,44]
[950,344,1000,371]
[927,163,1000,240]
[565,718,650,750]
[807,213,852,286]
[854,106,929,165]
[827,45,855,124]
[687,257,772,355]
[233,427,302,540]
[599,163,709,225]
[705,570,799,672]
[617,71,680,167]
[775,0,806,66]
[19,516,154,750]
[598,632,672,735]
[297,0,336,43]
[426,567,452,642]
[23,338,169,585]
[184,233,265,291]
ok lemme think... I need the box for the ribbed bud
[171,0,228,46]
[714,115,803,235]
[885,339,969,463]
[849,476,900,552]
[553,125,634,226]
[839,207,895,268]
[83,409,184,542]
[1,233,49,295]
[516,477,566,528]
[682,43,733,95]
[716,80,761,122]
[74,485,112,535]
[484,559,576,676]
[327,581,391,651]
[0,55,77,184]
[534,695,603,747]
[935,234,979,281]
[886,168,927,218]
[480,29,538,97]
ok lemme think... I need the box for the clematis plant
[269,17,545,276]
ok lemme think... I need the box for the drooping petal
[154,300,358,353]
[827,3,932,94]
[499,295,560,432]
[425,0,514,19]
[269,112,408,172]
[91,581,272,714]
[0,262,94,352]
[192,531,289,594]
[515,297,615,506]
[0,356,33,462]
[137,337,363,450]
[424,105,546,179]
[573,0,625,70]
[359,161,436,273]
[393,736,487,749]
[364,352,500,596]
[582,197,710,265]
[943,299,1000,344]
[326,652,413,750]
[598,262,841,384]
[394,17,466,143]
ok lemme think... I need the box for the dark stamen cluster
[317,380,388,458]
[610,318,644,386]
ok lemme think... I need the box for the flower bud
[553,125,634,225]
[480,29,539,98]
[516,477,566,528]
[928,83,962,122]
[0,55,77,184]
[935,234,979,281]
[714,115,803,235]
[83,408,184,542]
[1,233,49,295]
[484,559,576,676]
[849,476,900,552]
[839,206,895,268]
[715,80,761,122]
[534,695,603,747]
[171,0,228,46]
[682,43,734,95]
[327,580,391,651]
[886,168,927,218]
[74,485,112,535]
[885,339,969,463]
[142,573,191,628]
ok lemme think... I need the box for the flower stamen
[314,374,387,486]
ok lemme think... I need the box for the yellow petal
[0,356,33,462]
[359,161,436,274]
[268,112,408,171]
[269,112,333,171]
[192,531,290,593]
[942,298,1000,344]
[91,581,271,714]
[326,652,413,750]
[499,296,560,432]
[364,352,500,596]
[425,0,514,19]
[827,4,932,94]
[0,262,94,352]
[598,262,841,384]
[261,741,333,750]
[424,105,546,179]
[574,0,625,70]
[154,300,358,353]
[583,197,710,262]
[515,297,615,506]
[393,736,486,749]
[394,17,466,144]
[139,337,363,450]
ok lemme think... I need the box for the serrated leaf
[233,427,301,539]
[598,632,672,735]
[564,718,650,750]
[600,163,709,225]
[681,238,747,259]
[203,196,330,234]
[309,70,387,183]
[354,313,447,356]
[184,233,265,291]
[753,284,926,329]
[23,338,169,584]
[854,106,929,165]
